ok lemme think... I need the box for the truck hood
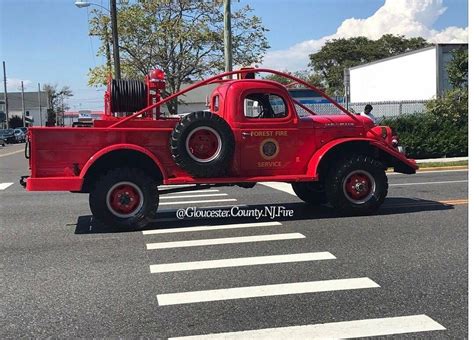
[301,114,374,128]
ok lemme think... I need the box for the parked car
[0,137,5,147]
[14,128,26,143]
[0,129,16,143]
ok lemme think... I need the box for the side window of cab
[243,93,288,119]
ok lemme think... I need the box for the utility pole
[21,81,25,127]
[223,0,232,73]
[343,68,350,110]
[38,83,42,126]
[3,61,9,128]
[110,0,121,79]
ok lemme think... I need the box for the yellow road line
[438,199,468,205]
[384,199,468,208]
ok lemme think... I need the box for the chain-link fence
[295,100,429,118]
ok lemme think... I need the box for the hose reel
[110,79,147,114]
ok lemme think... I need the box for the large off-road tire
[170,111,235,178]
[89,168,159,230]
[291,182,327,205]
[325,155,388,215]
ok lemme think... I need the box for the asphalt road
[1,143,468,339]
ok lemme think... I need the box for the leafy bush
[381,88,467,159]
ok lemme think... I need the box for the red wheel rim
[106,182,143,217]
[186,127,222,162]
[343,171,375,203]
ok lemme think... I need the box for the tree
[8,116,23,128]
[447,48,468,89]
[89,0,269,114]
[309,34,430,96]
[264,70,324,89]
[43,84,73,126]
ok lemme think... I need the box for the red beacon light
[148,69,166,89]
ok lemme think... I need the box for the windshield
[288,88,346,117]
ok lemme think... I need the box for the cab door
[237,90,314,176]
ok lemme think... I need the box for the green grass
[417,160,468,168]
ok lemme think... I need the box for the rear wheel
[291,182,327,205]
[89,168,159,230]
[325,155,387,215]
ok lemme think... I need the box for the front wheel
[89,168,159,230]
[325,155,388,215]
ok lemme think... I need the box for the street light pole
[223,0,232,73]
[75,1,120,79]
[110,0,121,80]
[104,23,112,75]
[21,81,25,127]
[38,83,42,127]
[3,61,9,128]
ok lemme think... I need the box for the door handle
[242,132,251,138]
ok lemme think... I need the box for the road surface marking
[0,182,14,190]
[143,221,282,235]
[160,199,237,205]
[169,314,445,339]
[200,204,248,209]
[391,180,467,186]
[146,233,305,250]
[161,193,227,199]
[160,184,197,188]
[388,169,467,175]
[260,182,296,196]
[383,198,468,209]
[150,252,335,273]
[439,199,468,205]
[157,277,378,306]
[0,149,24,158]
[163,189,220,194]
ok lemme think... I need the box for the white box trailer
[349,44,467,103]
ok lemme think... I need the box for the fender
[306,138,418,176]
[79,143,167,180]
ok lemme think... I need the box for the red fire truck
[21,68,417,229]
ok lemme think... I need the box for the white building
[349,44,467,103]
[0,91,48,127]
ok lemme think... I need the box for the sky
[0,0,469,111]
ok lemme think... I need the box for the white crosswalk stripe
[169,315,445,339]
[159,198,237,205]
[143,221,282,235]
[161,193,228,199]
[150,252,335,273]
[0,182,14,190]
[157,277,379,306]
[260,182,296,196]
[164,189,220,194]
[146,233,305,250]
[143,186,446,338]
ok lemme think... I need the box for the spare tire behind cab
[170,111,235,178]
